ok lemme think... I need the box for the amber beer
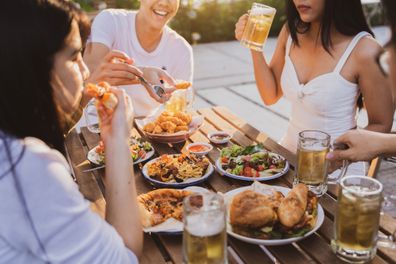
[332,176,383,263]
[297,147,329,185]
[295,130,331,196]
[240,3,276,51]
[165,93,187,112]
[165,88,194,113]
[183,193,227,264]
[183,215,226,264]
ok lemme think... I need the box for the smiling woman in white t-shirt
[84,0,193,117]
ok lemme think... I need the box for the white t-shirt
[88,9,194,117]
[0,135,138,263]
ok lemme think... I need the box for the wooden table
[65,106,396,264]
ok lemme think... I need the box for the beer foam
[250,7,276,16]
[186,214,225,237]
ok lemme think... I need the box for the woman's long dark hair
[286,0,374,54]
[382,0,396,46]
[0,0,75,153]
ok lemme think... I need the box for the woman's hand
[86,50,143,86]
[140,66,176,103]
[97,87,134,142]
[235,14,248,41]
[326,130,384,162]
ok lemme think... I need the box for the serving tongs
[137,75,166,98]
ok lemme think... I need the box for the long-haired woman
[0,0,141,262]
[235,0,393,175]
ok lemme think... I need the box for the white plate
[87,145,155,166]
[215,155,289,182]
[143,186,210,234]
[135,115,204,143]
[224,183,324,246]
[142,154,214,188]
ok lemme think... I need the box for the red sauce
[189,145,210,152]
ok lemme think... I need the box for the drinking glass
[165,88,194,113]
[84,100,100,133]
[182,193,227,264]
[294,130,349,196]
[240,3,276,52]
[332,176,396,263]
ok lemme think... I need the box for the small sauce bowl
[186,142,213,155]
[208,131,232,144]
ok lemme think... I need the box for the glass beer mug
[332,176,396,263]
[84,100,101,133]
[182,193,227,264]
[294,130,349,196]
[165,87,194,113]
[240,3,276,52]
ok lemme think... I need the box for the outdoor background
[74,0,384,44]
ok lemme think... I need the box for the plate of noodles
[142,154,213,188]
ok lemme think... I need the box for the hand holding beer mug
[183,193,227,264]
[295,130,349,196]
[239,3,276,51]
[332,176,396,263]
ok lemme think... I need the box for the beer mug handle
[327,142,349,184]
[377,230,396,249]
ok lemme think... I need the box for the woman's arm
[355,38,393,133]
[235,16,288,105]
[97,88,143,256]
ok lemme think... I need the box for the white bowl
[186,142,213,155]
[208,131,232,144]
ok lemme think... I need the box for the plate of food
[225,182,324,246]
[142,153,213,188]
[138,186,209,234]
[87,138,155,165]
[135,110,204,143]
[216,143,289,181]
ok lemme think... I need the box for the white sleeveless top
[280,32,370,175]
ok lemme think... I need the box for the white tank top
[279,32,371,175]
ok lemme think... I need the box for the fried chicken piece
[230,190,277,228]
[175,125,188,132]
[143,122,156,133]
[153,125,163,134]
[174,112,192,124]
[160,121,177,133]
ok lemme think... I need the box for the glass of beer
[295,130,348,196]
[240,3,276,52]
[332,176,396,263]
[165,88,194,113]
[182,193,227,264]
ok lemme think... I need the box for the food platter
[142,154,214,188]
[87,140,155,166]
[135,110,203,143]
[216,144,289,181]
[224,183,324,246]
[139,186,209,234]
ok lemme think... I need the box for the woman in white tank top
[235,0,393,175]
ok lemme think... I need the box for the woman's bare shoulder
[353,35,382,62]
